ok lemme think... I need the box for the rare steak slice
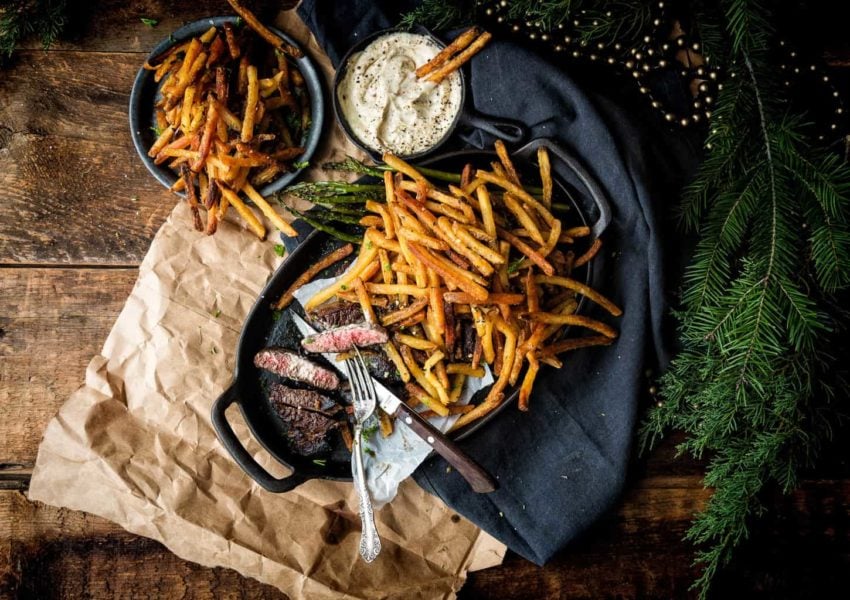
[269,383,341,416]
[309,301,363,329]
[254,347,339,390]
[274,404,340,455]
[301,323,388,353]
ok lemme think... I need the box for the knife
[291,312,497,494]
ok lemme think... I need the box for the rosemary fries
[145,20,309,238]
[303,141,622,430]
[415,26,493,84]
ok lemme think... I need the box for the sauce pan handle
[211,384,307,493]
[459,110,527,144]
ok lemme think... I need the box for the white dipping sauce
[337,32,463,156]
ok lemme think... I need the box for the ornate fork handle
[352,423,381,562]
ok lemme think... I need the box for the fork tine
[353,346,376,400]
[345,359,360,404]
[351,352,369,401]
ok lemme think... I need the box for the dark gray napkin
[297,0,699,565]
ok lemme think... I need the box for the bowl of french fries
[129,13,323,237]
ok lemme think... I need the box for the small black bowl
[333,27,526,162]
[128,16,325,195]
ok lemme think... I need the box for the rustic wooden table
[1,2,848,598]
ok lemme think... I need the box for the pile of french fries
[302,141,622,430]
[144,13,307,239]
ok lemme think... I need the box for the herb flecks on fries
[297,141,622,429]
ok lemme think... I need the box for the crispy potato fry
[426,31,493,84]
[503,194,545,244]
[574,238,603,268]
[415,26,481,78]
[366,283,429,297]
[383,339,410,383]
[381,298,429,326]
[305,244,379,311]
[537,146,552,208]
[443,292,524,305]
[534,275,622,316]
[540,335,613,356]
[219,184,265,239]
[497,227,555,275]
[446,363,486,377]
[518,352,539,411]
[477,170,555,226]
[400,345,438,398]
[225,0,304,58]
[353,277,377,325]
[495,140,521,185]
[452,222,504,264]
[383,153,429,184]
[405,382,448,417]
[399,228,449,251]
[396,333,437,351]
[242,182,298,236]
[563,226,591,238]
[530,312,618,338]
[240,65,259,142]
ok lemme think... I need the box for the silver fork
[345,346,382,563]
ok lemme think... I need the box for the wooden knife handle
[395,401,498,494]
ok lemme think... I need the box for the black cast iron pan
[211,138,612,493]
[332,27,527,162]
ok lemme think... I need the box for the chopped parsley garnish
[271,310,282,322]
[210,346,218,355]
[235,16,243,27]
[274,244,286,257]
[364,447,376,458]
[507,257,525,274]
[140,18,159,28]
[365,240,373,250]
[293,160,310,170]
[150,124,163,137]
[312,458,327,467]
[339,284,348,291]
[212,309,221,318]
[361,422,378,441]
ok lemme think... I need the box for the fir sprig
[0,0,68,60]
[641,1,850,597]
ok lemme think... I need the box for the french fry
[495,140,521,185]
[405,382,448,417]
[396,333,437,351]
[503,194,545,244]
[380,298,429,326]
[564,226,591,238]
[415,26,481,78]
[452,222,505,264]
[426,31,493,84]
[225,0,304,58]
[400,345,438,398]
[537,146,552,208]
[240,65,259,142]
[148,126,175,157]
[399,228,449,251]
[540,335,613,356]
[219,184,266,239]
[534,275,622,316]
[530,312,618,338]
[477,170,555,225]
[366,283,429,297]
[378,248,393,284]
[574,238,603,268]
[242,182,298,236]
[518,352,539,411]
[443,292,524,305]
[383,339,410,383]
[305,243,379,311]
[497,227,555,276]
[525,268,539,313]
[353,277,377,325]
[383,153,429,184]
[446,363,486,377]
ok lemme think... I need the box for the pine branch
[1,0,67,60]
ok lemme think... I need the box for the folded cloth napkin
[297,0,700,565]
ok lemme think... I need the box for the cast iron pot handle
[460,110,527,145]
[540,139,612,237]
[211,384,307,493]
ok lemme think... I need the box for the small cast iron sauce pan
[332,27,528,161]
[211,138,612,492]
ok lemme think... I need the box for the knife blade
[291,312,497,493]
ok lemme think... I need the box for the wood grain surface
[1,1,849,599]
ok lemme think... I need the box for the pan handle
[537,138,612,237]
[459,109,527,145]
[211,384,307,493]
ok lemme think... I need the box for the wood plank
[12,1,299,54]
[0,268,137,463]
[0,51,174,264]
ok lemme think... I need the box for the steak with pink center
[253,347,340,390]
[301,323,389,353]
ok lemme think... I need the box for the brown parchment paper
[28,12,505,599]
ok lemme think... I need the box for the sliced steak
[301,323,388,353]
[458,320,477,361]
[274,404,339,455]
[359,349,402,384]
[254,347,339,390]
[309,301,363,329]
[269,383,341,416]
